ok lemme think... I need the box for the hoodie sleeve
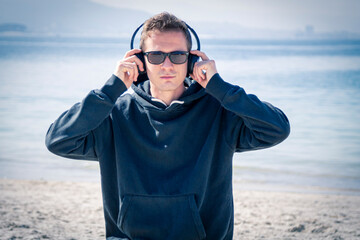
[45,75,128,160]
[205,73,290,152]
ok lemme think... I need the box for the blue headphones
[130,23,201,81]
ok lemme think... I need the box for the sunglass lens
[148,52,165,64]
[170,52,188,64]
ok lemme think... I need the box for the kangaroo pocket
[117,194,206,240]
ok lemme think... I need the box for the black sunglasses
[144,51,189,65]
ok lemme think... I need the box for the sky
[91,0,360,34]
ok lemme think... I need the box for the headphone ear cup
[135,52,149,82]
[135,53,146,73]
[187,53,199,76]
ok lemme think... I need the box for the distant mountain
[1,0,357,39]
[0,0,151,37]
[0,0,298,39]
[191,21,296,39]
[0,23,27,32]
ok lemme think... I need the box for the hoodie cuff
[100,74,128,103]
[205,73,234,102]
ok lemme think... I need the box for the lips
[160,75,175,79]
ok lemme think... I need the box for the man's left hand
[190,50,218,88]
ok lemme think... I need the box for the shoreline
[2,159,359,197]
[233,180,360,197]
[1,178,360,239]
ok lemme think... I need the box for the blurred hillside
[0,0,151,37]
[1,0,359,39]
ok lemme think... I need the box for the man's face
[142,30,188,94]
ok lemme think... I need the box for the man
[46,12,290,240]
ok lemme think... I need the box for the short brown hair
[139,12,192,51]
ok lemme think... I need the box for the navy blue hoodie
[46,73,290,239]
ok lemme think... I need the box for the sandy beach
[1,179,359,240]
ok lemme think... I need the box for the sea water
[0,36,359,195]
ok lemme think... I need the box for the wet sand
[1,179,359,239]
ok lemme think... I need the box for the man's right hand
[113,49,145,89]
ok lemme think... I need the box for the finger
[124,48,142,58]
[121,68,130,81]
[192,70,199,82]
[190,50,210,61]
[196,65,204,82]
[133,61,141,82]
[195,62,206,81]
[133,64,139,82]
[131,70,137,82]
[128,62,139,82]
[192,63,200,81]
[124,55,144,72]
[127,67,135,82]
[121,63,135,80]
[199,67,206,81]
[132,56,145,72]
[121,63,133,73]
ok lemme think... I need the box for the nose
[161,56,174,69]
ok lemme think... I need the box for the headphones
[130,23,201,82]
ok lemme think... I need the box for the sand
[1,179,359,240]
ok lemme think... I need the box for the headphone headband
[130,23,201,51]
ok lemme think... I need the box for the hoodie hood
[131,77,206,111]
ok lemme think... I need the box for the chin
[158,83,182,91]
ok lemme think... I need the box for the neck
[149,84,185,106]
